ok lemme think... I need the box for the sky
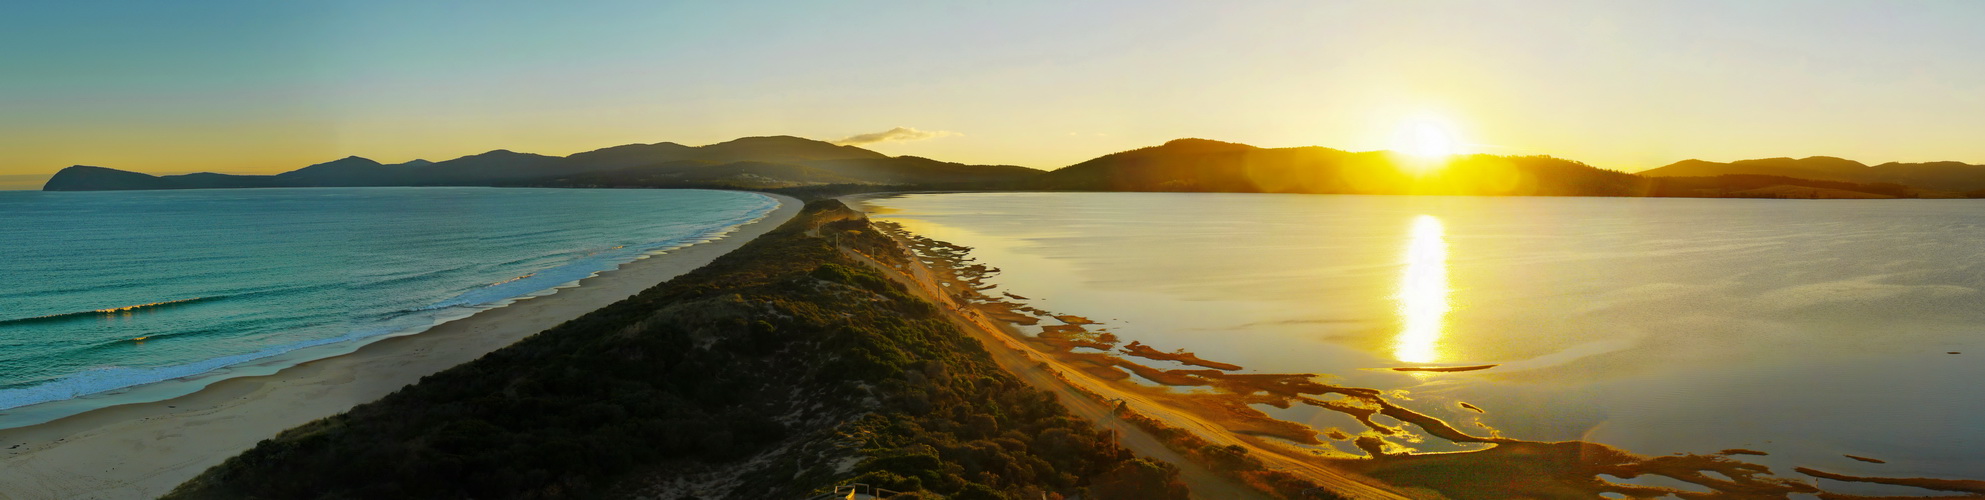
[4,0,1984,178]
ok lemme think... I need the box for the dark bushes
[166,201,1176,499]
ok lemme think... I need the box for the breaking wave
[0,297,224,326]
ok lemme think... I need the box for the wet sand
[0,193,799,500]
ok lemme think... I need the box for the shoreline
[840,193,1401,499]
[0,192,801,500]
[0,190,783,427]
[845,192,1985,499]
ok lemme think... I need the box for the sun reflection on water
[1394,214,1449,363]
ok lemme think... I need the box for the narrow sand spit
[0,193,799,500]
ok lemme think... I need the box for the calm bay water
[865,192,1985,490]
[0,188,777,421]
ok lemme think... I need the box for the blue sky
[4,1,1983,176]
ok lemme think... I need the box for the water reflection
[864,192,1985,485]
[1394,215,1449,363]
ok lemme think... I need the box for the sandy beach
[0,193,799,500]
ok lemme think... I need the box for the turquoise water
[866,192,1985,494]
[0,188,777,417]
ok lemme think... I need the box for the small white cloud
[833,127,960,146]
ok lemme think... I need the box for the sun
[1390,116,1461,159]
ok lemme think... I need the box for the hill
[1030,138,1646,196]
[524,156,1039,190]
[1642,156,1985,192]
[42,166,205,191]
[1027,139,1960,198]
[1641,174,1928,199]
[44,134,1983,199]
[41,136,1039,191]
[528,160,869,190]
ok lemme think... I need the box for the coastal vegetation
[165,201,1184,499]
[1110,406,1343,500]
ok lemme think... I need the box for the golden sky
[5,1,1983,177]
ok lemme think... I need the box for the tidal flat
[859,191,1985,497]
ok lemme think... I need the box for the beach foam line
[406,198,780,313]
[349,262,480,290]
[0,326,396,411]
[74,326,230,352]
[0,296,223,326]
[0,193,785,415]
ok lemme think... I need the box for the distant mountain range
[1027,138,1647,196]
[1639,156,1985,193]
[40,136,1985,199]
[42,136,1038,191]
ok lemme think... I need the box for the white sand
[0,193,800,500]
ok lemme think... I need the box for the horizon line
[13,135,1981,178]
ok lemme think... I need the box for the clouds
[832,127,959,147]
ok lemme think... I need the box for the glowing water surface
[864,192,1985,492]
[1393,214,1448,364]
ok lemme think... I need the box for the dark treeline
[1641,155,1985,193]
[1643,174,1919,198]
[165,201,1186,500]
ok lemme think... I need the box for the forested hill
[164,200,1193,500]
[41,136,1039,191]
[1028,138,1646,196]
[1025,139,1964,198]
[1640,156,1985,193]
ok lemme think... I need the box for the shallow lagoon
[865,192,1985,492]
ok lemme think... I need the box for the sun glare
[1391,117,1461,159]
[1394,214,1449,364]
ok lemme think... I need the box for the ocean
[864,192,1985,494]
[0,187,777,424]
